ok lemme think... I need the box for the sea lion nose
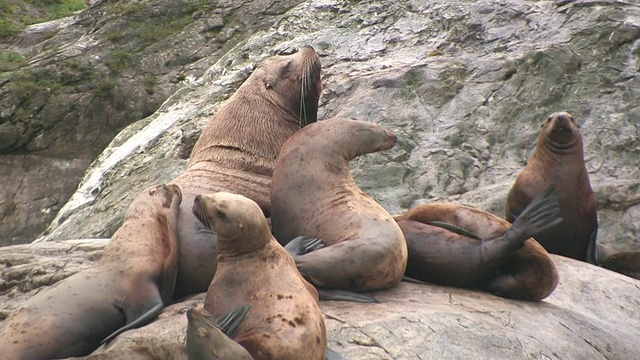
[385,129,397,142]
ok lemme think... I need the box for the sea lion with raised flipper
[194,192,328,360]
[505,112,598,263]
[170,46,322,299]
[394,194,562,301]
[0,184,182,360]
[270,118,407,293]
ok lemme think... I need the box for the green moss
[0,0,87,39]
[49,0,86,20]
[0,52,26,72]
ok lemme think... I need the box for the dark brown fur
[600,252,640,280]
[396,201,560,301]
[506,112,598,263]
[0,184,181,360]
[271,118,407,292]
[170,46,322,298]
[195,192,326,360]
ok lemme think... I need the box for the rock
[0,0,306,245]
[34,0,640,258]
[1,239,638,359]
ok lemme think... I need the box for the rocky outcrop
[0,0,305,246]
[1,238,638,359]
[35,0,640,257]
[2,0,640,357]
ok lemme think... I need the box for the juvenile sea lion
[506,112,598,263]
[0,184,182,359]
[186,305,253,360]
[194,192,328,360]
[270,118,407,293]
[395,193,562,301]
[170,46,322,299]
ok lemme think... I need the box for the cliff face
[1,1,640,358]
[33,0,640,255]
[0,0,304,246]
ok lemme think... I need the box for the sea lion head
[539,111,583,151]
[192,192,270,255]
[328,118,398,160]
[253,46,322,127]
[186,306,253,360]
[127,184,182,218]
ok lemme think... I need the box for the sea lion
[170,46,322,299]
[394,193,562,301]
[506,111,598,263]
[186,305,253,360]
[193,191,327,360]
[600,252,640,280]
[270,118,408,293]
[0,184,182,360]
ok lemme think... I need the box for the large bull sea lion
[505,112,598,263]
[0,184,182,359]
[270,118,407,294]
[193,192,328,360]
[170,46,322,298]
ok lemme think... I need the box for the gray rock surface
[3,238,636,359]
[0,0,304,246]
[35,0,640,257]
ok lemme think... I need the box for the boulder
[3,238,637,359]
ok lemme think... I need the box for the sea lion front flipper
[426,221,481,240]
[505,186,563,245]
[100,299,164,345]
[325,347,346,360]
[284,236,325,256]
[318,289,379,303]
[215,304,251,339]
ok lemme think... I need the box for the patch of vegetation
[0,0,87,39]
[95,75,118,99]
[0,52,26,72]
[105,49,134,73]
[49,0,86,20]
[144,75,156,95]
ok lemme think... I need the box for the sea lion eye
[216,209,227,220]
[266,82,272,89]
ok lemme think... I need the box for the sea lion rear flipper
[318,289,379,303]
[325,347,346,360]
[100,299,164,345]
[215,304,251,339]
[284,236,325,256]
[426,221,481,240]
